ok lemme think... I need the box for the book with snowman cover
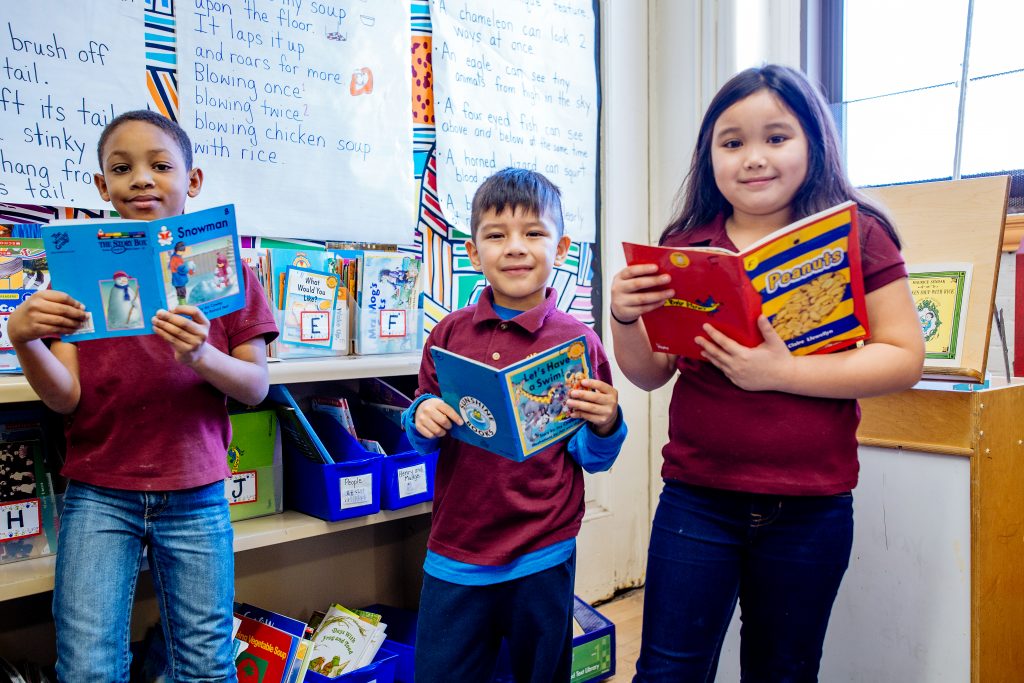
[42,204,244,341]
[431,336,593,462]
[623,201,868,359]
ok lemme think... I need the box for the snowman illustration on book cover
[103,270,144,330]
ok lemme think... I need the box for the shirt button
[500,323,508,330]
[492,352,501,361]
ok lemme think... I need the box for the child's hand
[414,397,463,439]
[696,316,796,391]
[152,305,211,366]
[609,264,673,324]
[7,290,88,344]
[567,378,619,436]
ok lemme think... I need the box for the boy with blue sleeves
[402,168,627,683]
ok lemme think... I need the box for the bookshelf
[0,352,431,665]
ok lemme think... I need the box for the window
[821,0,1023,211]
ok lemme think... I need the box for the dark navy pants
[415,551,576,683]
[633,481,854,683]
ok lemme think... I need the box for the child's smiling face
[94,120,202,221]
[465,206,571,311]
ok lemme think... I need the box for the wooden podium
[839,176,1015,682]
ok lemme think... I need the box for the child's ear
[94,173,111,203]
[465,239,483,271]
[187,167,203,198]
[553,234,571,266]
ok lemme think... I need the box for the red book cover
[234,613,298,683]
[624,201,867,359]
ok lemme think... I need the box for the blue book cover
[234,602,308,639]
[41,205,244,341]
[430,336,593,462]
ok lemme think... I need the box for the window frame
[811,0,1023,212]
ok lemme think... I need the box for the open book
[431,336,593,462]
[42,204,244,341]
[623,201,867,359]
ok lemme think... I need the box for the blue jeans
[415,552,576,683]
[633,481,854,683]
[53,481,237,683]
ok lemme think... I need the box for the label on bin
[340,474,373,509]
[397,463,428,498]
[0,499,42,541]
[225,471,258,505]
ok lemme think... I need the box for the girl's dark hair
[470,168,564,238]
[96,109,194,171]
[660,64,899,248]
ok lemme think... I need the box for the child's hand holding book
[696,315,798,392]
[413,397,464,439]
[151,305,211,366]
[609,263,674,326]
[7,290,88,345]
[565,378,619,436]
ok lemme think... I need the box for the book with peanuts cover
[623,201,868,359]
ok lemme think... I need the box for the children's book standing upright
[355,252,423,354]
[42,204,244,341]
[623,201,867,359]
[431,336,593,462]
[0,236,48,372]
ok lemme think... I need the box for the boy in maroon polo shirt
[402,168,627,683]
[8,110,278,681]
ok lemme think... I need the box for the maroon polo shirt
[660,214,907,495]
[417,286,613,565]
[61,263,278,491]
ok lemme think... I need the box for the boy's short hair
[96,109,194,171]
[174,241,186,252]
[470,168,565,239]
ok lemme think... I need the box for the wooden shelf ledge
[0,352,423,403]
[0,503,431,602]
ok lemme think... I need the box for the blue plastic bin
[380,449,437,510]
[360,604,417,683]
[348,398,437,511]
[283,447,382,521]
[272,385,383,521]
[302,642,400,683]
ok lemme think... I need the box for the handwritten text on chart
[431,0,598,240]
[185,0,375,165]
[178,0,415,241]
[0,2,144,207]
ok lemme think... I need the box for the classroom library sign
[0,1,145,207]
[177,0,415,242]
[430,0,598,241]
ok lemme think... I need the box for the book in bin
[431,336,593,462]
[42,204,244,341]
[623,201,868,359]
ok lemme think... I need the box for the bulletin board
[865,175,1010,382]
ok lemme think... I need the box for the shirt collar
[678,213,735,250]
[472,286,558,333]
